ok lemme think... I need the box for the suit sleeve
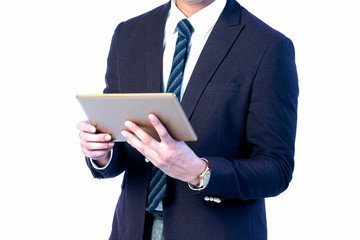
[85,24,126,179]
[103,23,122,94]
[85,143,125,179]
[200,36,299,200]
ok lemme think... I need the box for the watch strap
[188,158,210,191]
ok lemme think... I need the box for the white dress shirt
[163,0,227,100]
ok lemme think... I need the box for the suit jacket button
[213,198,221,203]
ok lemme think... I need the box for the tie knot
[177,19,194,40]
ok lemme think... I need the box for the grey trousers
[150,211,164,240]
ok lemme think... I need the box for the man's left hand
[121,114,205,185]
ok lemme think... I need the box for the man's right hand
[77,121,114,167]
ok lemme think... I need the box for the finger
[82,147,111,159]
[148,114,174,143]
[121,128,147,153]
[80,139,114,151]
[121,129,160,162]
[80,131,112,143]
[77,120,96,133]
[124,120,157,147]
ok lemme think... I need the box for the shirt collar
[166,0,227,37]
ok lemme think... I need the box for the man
[77,0,298,239]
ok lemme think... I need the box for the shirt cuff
[89,149,113,170]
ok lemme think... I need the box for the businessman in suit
[77,0,298,239]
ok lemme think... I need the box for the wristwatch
[188,158,211,191]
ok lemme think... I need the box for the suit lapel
[144,3,171,93]
[181,0,245,119]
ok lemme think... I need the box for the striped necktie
[146,19,194,213]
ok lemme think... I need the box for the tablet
[76,93,197,142]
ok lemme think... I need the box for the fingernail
[149,114,155,120]
[89,126,96,132]
[124,121,133,128]
[105,135,112,141]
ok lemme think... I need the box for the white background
[1,0,359,239]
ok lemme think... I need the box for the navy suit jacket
[86,0,298,239]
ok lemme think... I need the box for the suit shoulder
[240,6,293,45]
[114,3,169,33]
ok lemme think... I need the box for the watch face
[203,171,211,186]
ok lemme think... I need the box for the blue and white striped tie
[166,19,194,100]
[146,19,194,213]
